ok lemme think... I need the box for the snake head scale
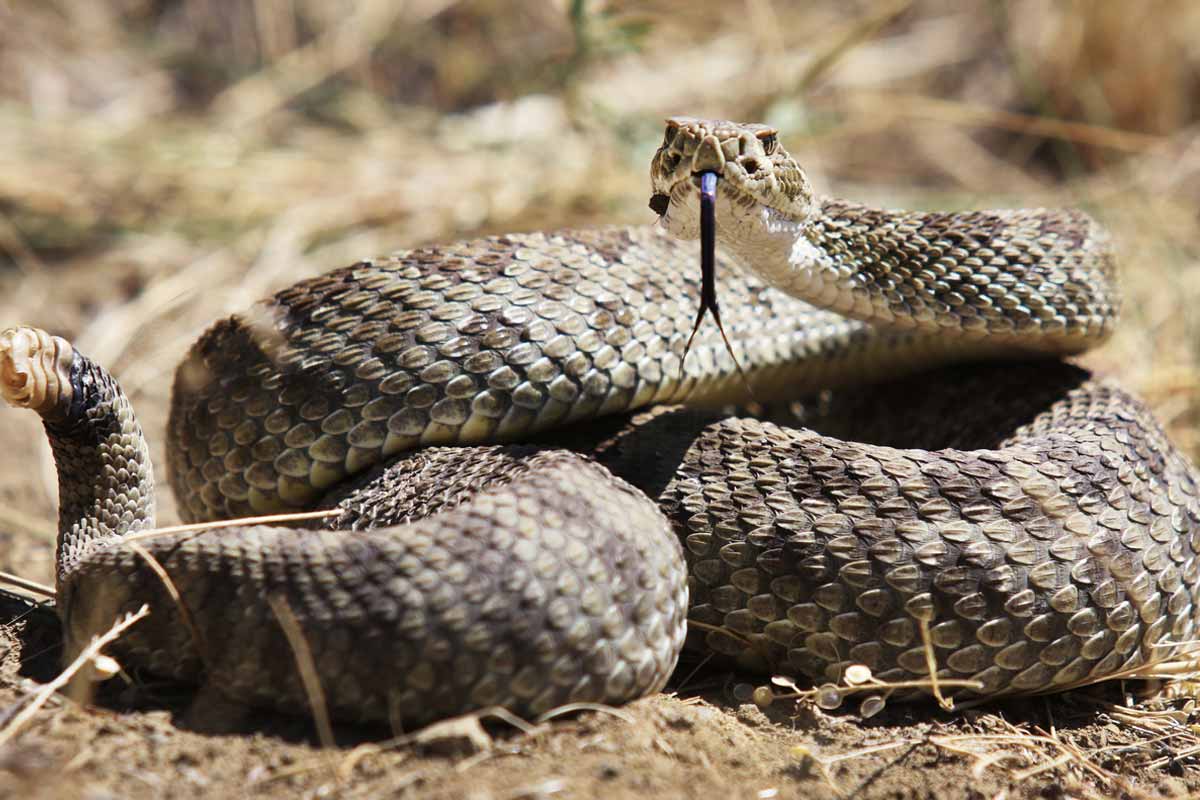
[649,116,815,241]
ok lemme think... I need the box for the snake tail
[1,326,689,727]
[0,326,156,594]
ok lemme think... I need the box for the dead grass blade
[266,594,333,758]
[794,0,913,92]
[930,721,1149,800]
[253,705,545,787]
[917,617,953,710]
[213,0,448,127]
[791,739,921,797]
[119,509,340,546]
[0,604,149,748]
[124,541,208,666]
[267,593,336,751]
[535,702,635,725]
[840,91,1166,153]
[0,571,54,599]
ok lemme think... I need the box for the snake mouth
[648,172,706,218]
[0,326,74,416]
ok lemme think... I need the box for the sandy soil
[3,595,1198,800]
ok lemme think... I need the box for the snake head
[649,116,815,241]
[0,326,75,417]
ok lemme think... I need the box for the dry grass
[2,1,1200,797]
[0,605,148,748]
[2,3,1197,487]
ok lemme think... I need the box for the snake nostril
[741,157,761,173]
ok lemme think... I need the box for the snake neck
[35,346,156,590]
[712,196,1120,354]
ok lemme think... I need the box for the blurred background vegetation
[1,0,1199,576]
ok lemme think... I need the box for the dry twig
[268,593,336,751]
[0,570,54,599]
[0,604,149,748]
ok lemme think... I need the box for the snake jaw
[0,326,74,417]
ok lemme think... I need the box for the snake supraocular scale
[1,117,1197,728]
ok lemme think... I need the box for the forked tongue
[680,171,753,396]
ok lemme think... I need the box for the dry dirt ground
[4,590,1200,800]
[4,2,1200,799]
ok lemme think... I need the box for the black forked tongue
[680,171,754,398]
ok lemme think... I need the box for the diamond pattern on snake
[1,117,1195,728]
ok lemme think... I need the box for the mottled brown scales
[167,226,912,522]
[2,118,1197,727]
[805,200,1118,343]
[63,438,686,726]
[618,365,1199,696]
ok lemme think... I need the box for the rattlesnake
[2,117,1196,728]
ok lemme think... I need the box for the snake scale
[2,118,1198,729]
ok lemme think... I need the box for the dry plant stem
[686,619,776,678]
[1014,753,1073,782]
[535,702,635,725]
[0,570,54,598]
[686,618,753,645]
[842,92,1165,153]
[336,744,407,784]
[770,676,983,707]
[267,705,543,786]
[790,745,844,797]
[821,740,919,766]
[918,618,953,710]
[670,650,716,695]
[0,604,149,748]
[268,593,337,751]
[798,739,930,797]
[931,731,1136,797]
[213,0,446,126]
[249,755,358,789]
[1147,743,1200,770]
[464,706,539,736]
[1151,637,1200,648]
[124,541,209,667]
[793,0,913,92]
[980,646,1200,701]
[119,508,340,546]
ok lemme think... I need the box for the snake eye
[756,130,778,155]
[649,193,670,216]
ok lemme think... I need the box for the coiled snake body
[2,118,1198,727]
